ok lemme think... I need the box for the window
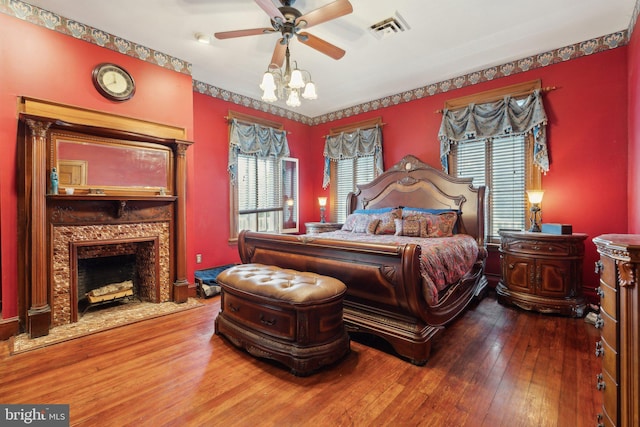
[237,154,282,233]
[451,134,538,243]
[330,156,376,222]
[227,111,292,241]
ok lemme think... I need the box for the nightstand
[305,222,343,234]
[497,230,587,317]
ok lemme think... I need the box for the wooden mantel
[17,97,193,338]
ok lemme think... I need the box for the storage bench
[215,263,350,376]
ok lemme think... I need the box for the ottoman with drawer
[215,263,350,376]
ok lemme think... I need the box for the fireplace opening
[77,254,138,314]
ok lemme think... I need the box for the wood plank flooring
[0,292,602,426]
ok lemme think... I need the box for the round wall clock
[92,63,136,101]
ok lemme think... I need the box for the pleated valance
[228,118,290,185]
[438,89,549,174]
[322,125,383,188]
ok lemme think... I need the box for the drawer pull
[594,315,604,329]
[597,413,603,427]
[259,314,276,326]
[595,260,604,274]
[596,287,604,298]
[596,375,606,391]
[228,302,240,312]
[595,341,604,357]
[532,245,540,250]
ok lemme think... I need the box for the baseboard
[0,317,20,341]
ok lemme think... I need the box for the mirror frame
[50,130,174,196]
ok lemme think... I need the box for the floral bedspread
[309,231,482,305]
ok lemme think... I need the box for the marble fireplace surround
[52,223,171,327]
[18,97,193,339]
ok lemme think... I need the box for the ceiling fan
[214,0,353,67]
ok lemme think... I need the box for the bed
[237,154,488,365]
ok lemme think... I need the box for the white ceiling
[24,0,637,118]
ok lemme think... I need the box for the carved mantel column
[24,118,53,338]
[172,140,193,303]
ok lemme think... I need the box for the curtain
[438,89,549,174]
[322,125,383,188]
[227,119,290,185]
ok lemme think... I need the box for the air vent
[369,12,409,40]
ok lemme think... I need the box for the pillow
[352,216,380,234]
[394,218,427,237]
[373,209,402,235]
[402,207,460,217]
[353,207,395,214]
[425,211,458,237]
[341,213,361,231]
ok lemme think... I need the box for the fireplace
[18,99,193,338]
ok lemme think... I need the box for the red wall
[190,93,314,269]
[0,14,193,318]
[628,24,640,233]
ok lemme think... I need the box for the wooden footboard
[237,230,487,365]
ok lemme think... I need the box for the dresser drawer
[601,339,618,381]
[601,370,618,426]
[599,255,617,288]
[502,239,571,256]
[222,292,296,341]
[599,309,618,350]
[598,282,617,321]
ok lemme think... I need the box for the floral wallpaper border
[2,0,638,126]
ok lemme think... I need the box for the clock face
[92,63,135,101]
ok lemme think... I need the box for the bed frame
[237,155,487,365]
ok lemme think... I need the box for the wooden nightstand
[305,222,343,234]
[497,230,587,317]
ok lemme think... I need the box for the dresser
[497,230,587,317]
[593,234,640,427]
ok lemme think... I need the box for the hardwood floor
[0,292,602,426]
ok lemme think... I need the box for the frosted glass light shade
[261,87,277,102]
[288,69,305,88]
[286,90,301,107]
[318,197,327,207]
[302,82,317,99]
[259,72,276,91]
[527,190,544,204]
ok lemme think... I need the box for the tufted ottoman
[215,263,350,376]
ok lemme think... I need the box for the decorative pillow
[353,207,395,214]
[373,209,402,235]
[394,218,426,237]
[341,213,361,231]
[425,211,458,237]
[352,216,380,233]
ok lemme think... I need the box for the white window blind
[237,154,282,233]
[455,134,526,241]
[332,156,375,222]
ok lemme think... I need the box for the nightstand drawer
[599,255,617,288]
[601,339,618,379]
[502,239,571,256]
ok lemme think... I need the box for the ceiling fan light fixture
[194,32,212,44]
[259,71,276,91]
[262,86,278,102]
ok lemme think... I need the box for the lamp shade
[286,90,301,107]
[288,69,305,88]
[261,87,277,102]
[302,81,317,100]
[259,72,276,91]
[318,197,327,207]
[527,190,544,204]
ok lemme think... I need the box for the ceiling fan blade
[298,32,346,60]
[255,0,285,22]
[214,28,275,40]
[271,39,286,67]
[296,0,353,29]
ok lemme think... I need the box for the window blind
[332,156,375,222]
[237,154,282,232]
[455,135,526,241]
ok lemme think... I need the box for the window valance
[228,118,290,185]
[322,124,383,188]
[438,89,548,174]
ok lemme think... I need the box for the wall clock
[92,63,135,101]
